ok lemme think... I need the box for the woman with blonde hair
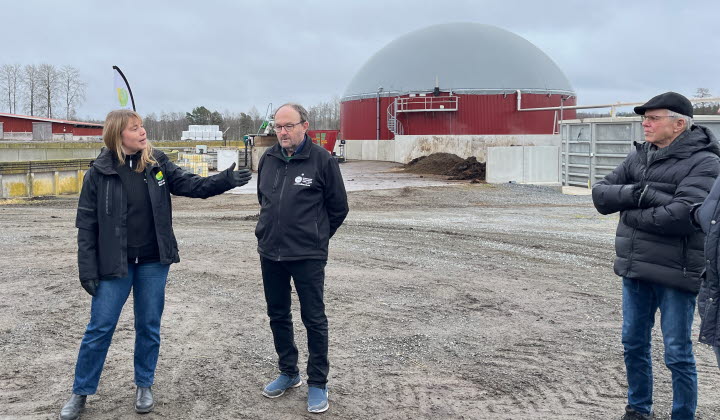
[59,109,251,419]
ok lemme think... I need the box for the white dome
[342,23,574,100]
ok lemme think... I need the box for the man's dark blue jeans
[261,257,329,387]
[622,277,697,420]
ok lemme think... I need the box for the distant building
[0,113,103,141]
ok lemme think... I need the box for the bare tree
[59,65,86,120]
[37,63,60,118]
[0,64,22,113]
[307,98,340,130]
[22,64,40,116]
[694,88,719,115]
[248,106,264,133]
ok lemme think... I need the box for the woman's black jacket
[76,149,236,284]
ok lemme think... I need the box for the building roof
[0,112,103,128]
[342,23,575,101]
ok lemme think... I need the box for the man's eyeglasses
[640,115,678,122]
[274,121,305,132]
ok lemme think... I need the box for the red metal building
[0,113,103,138]
[341,23,577,140]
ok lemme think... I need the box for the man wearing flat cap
[592,92,720,420]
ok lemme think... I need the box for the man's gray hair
[667,110,694,131]
[275,103,309,123]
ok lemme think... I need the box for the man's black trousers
[260,257,329,387]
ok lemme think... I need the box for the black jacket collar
[92,148,166,175]
[635,124,720,163]
[267,135,312,160]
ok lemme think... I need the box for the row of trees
[143,98,341,141]
[580,88,720,118]
[0,63,86,120]
[693,88,720,115]
[143,107,265,141]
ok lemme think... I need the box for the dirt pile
[403,153,464,175]
[447,156,486,181]
[404,153,486,181]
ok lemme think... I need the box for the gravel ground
[1,161,719,419]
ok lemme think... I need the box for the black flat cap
[634,91,693,117]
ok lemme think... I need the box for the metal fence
[561,116,720,188]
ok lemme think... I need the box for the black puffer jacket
[255,137,348,261]
[76,148,236,284]
[695,165,720,346]
[592,125,720,293]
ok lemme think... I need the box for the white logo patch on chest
[294,173,313,187]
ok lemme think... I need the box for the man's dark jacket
[255,137,348,261]
[694,157,720,347]
[76,148,236,284]
[592,125,720,293]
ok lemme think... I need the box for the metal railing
[387,103,404,136]
[396,95,459,112]
[0,159,94,175]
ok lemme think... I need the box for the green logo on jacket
[156,171,164,181]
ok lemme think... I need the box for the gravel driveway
[1,161,719,419]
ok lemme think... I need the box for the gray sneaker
[262,373,302,398]
[307,386,329,413]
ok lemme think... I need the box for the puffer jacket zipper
[626,165,648,272]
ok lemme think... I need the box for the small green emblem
[117,88,129,107]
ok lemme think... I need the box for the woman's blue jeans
[622,277,697,420]
[72,262,170,395]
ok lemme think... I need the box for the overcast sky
[3,0,719,121]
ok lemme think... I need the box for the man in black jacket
[592,92,720,420]
[255,103,348,413]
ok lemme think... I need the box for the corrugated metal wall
[0,115,34,132]
[340,97,395,140]
[340,93,577,140]
[0,115,102,136]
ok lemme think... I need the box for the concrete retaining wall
[395,134,560,163]
[0,142,104,162]
[0,140,249,163]
[1,169,87,198]
[343,134,560,163]
[0,147,102,162]
[486,146,560,184]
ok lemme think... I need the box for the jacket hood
[92,148,117,175]
[636,124,720,159]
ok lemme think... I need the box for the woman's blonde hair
[102,109,156,172]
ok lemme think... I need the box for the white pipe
[517,91,720,112]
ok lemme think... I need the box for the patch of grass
[0,198,30,205]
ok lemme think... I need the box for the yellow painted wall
[32,179,55,196]
[58,175,80,194]
[7,182,27,197]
